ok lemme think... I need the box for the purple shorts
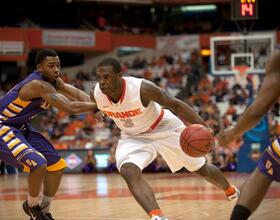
[258,138,280,182]
[0,124,67,172]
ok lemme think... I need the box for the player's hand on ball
[207,126,214,135]
[218,129,239,148]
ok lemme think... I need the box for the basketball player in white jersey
[219,49,280,220]
[91,57,239,220]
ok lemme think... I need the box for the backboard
[210,33,275,75]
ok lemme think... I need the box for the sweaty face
[96,66,119,95]
[37,56,60,84]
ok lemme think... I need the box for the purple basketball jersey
[0,71,50,126]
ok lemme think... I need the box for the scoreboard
[231,0,258,20]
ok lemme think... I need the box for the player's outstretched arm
[20,80,97,114]
[140,79,206,126]
[54,77,91,102]
[218,50,280,146]
[230,72,280,137]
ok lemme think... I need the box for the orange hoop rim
[232,65,250,75]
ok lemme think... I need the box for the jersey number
[265,160,274,176]
[120,119,134,128]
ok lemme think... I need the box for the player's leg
[117,138,166,219]
[27,129,67,216]
[0,125,51,220]
[230,167,271,220]
[231,144,279,220]
[194,163,230,189]
[120,162,160,213]
[193,163,238,199]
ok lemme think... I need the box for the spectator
[107,147,117,173]
[82,150,97,173]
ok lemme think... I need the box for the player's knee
[120,163,141,182]
[21,151,47,172]
[193,163,209,176]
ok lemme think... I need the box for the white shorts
[116,110,206,173]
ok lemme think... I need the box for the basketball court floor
[0,172,279,220]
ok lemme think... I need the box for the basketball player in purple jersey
[218,49,280,219]
[0,49,97,220]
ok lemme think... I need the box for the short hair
[98,57,121,73]
[35,48,58,65]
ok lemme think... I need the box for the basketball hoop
[232,65,250,87]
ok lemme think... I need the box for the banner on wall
[58,149,110,173]
[43,30,95,47]
[156,35,200,56]
[0,41,25,55]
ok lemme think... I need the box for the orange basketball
[180,124,214,157]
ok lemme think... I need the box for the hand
[218,129,240,148]
[54,77,65,90]
[94,110,105,121]
[207,126,214,135]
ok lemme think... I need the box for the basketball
[180,124,214,157]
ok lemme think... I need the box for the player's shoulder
[140,78,157,90]
[124,76,143,83]
[140,79,160,100]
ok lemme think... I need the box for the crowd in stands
[0,3,221,34]
[1,2,277,35]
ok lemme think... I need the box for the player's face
[96,65,120,95]
[37,56,60,84]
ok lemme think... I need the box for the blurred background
[0,0,279,175]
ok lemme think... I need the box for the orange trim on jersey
[141,109,164,134]
[2,109,15,117]
[267,147,280,165]
[22,164,30,173]
[150,108,164,130]
[105,78,126,105]
[8,103,22,113]
[13,97,31,108]
[119,78,126,104]
[272,141,280,157]
[3,131,15,142]
[7,138,21,149]
[0,125,10,136]
[47,158,67,171]
[12,144,28,157]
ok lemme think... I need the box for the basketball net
[232,65,250,87]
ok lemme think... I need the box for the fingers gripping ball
[180,124,214,157]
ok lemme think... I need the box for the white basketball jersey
[94,77,163,135]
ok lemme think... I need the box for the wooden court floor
[0,172,279,220]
